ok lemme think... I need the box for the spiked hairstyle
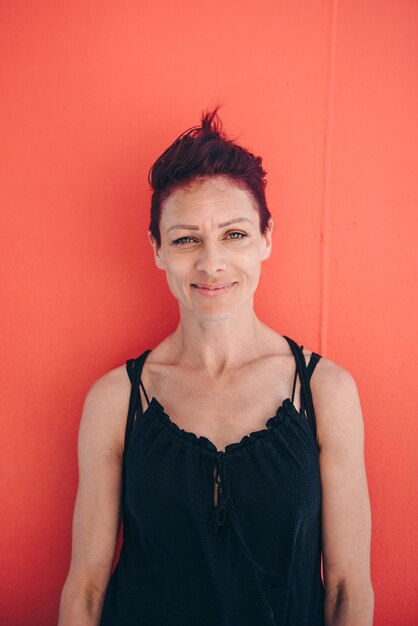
[148,106,271,248]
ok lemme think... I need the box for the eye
[171,232,248,246]
[228,231,247,240]
[171,236,195,246]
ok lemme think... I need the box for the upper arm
[65,365,130,596]
[312,361,373,599]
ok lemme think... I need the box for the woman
[58,109,374,626]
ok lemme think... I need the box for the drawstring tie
[210,452,279,625]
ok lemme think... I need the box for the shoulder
[79,361,132,457]
[302,348,363,451]
[85,361,131,413]
[304,351,373,596]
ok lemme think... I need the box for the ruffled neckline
[145,396,300,455]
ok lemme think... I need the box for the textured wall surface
[1,1,417,624]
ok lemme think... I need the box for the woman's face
[149,175,273,320]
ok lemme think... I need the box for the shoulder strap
[121,350,152,517]
[283,336,322,445]
[123,350,152,454]
[121,350,152,509]
[124,358,141,454]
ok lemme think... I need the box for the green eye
[172,232,248,246]
[172,236,195,245]
[228,232,247,239]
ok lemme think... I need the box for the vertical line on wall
[320,0,338,357]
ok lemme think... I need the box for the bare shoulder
[64,361,133,598]
[301,348,363,450]
[302,349,373,600]
[80,361,131,458]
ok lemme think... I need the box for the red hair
[148,106,271,247]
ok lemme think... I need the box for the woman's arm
[313,360,374,626]
[57,367,129,626]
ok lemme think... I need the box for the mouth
[191,282,236,296]
[192,282,235,290]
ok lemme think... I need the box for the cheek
[164,254,188,276]
[238,253,262,273]
[164,261,191,293]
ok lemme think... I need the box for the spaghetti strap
[123,350,152,453]
[306,352,321,381]
[139,378,151,408]
[124,358,141,454]
[290,346,302,404]
[302,352,321,423]
[283,336,322,445]
[121,350,153,507]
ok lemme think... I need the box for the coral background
[1,1,417,624]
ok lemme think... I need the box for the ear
[148,231,166,270]
[261,218,273,261]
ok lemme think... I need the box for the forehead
[161,176,257,221]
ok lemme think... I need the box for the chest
[139,360,302,453]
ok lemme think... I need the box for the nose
[195,240,228,275]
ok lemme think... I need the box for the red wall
[1,1,417,624]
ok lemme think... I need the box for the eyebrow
[166,217,253,233]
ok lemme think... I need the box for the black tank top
[99,336,325,626]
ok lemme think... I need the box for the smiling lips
[192,282,236,295]
[193,282,234,290]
